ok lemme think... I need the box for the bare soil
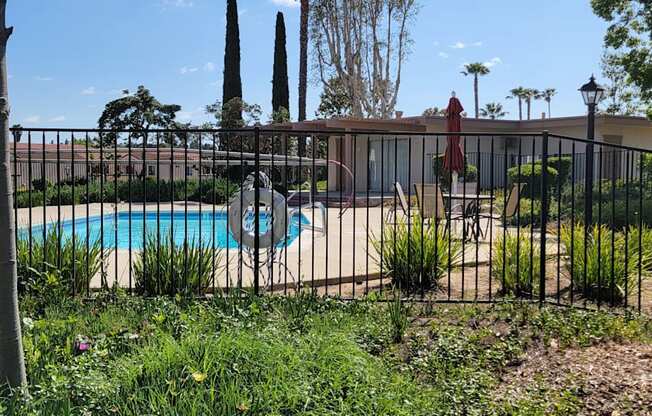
[496,342,652,415]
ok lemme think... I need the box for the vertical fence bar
[85,132,90,295]
[56,131,61,272]
[71,132,76,296]
[27,131,32,287]
[488,136,495,300]
[184,132,188,292]
[539,131,549,304]
[128,133,132,294]
[638,152,643,313]
[352,134,357,298]
[253,127,260,295]
[211,132,217,294]
[597,147,604,309]
[113,130,118,288]
[570,142,576,306]
[11,129,17,280]
[624,150,630,308]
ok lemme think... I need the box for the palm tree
[506,87,527,120]
[523,88,539,120]
[0,0,26,387]
[537,88,556,118]
[461,63,490,118]
[480,102,508,120]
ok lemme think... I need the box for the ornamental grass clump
[559,224,652,304]
[134,232,222,296]
[370,215,462,294]
[491,231,540,297]
[17,225,110,298]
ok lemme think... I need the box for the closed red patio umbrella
[443,94,465,175]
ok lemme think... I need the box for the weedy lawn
[2,293,650,415]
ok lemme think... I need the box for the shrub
[433,154,478,190]
[194,177,238,204]
[133,232,222,296]
[15,191,47,208]
[491,232,540,297]
[17,225,111,300]
[507,163,558,199]
[547,156,572,183]
[370,215,463,294]
[31,178,52,191]
[559,224,652,304]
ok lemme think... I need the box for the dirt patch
[496,342,652,415]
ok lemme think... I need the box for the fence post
[539,131,549,305]
[253,127,261,295]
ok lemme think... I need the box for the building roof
[272,114,652,134]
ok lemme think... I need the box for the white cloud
[81,86,96,95]
[450,41,482,49]
[438,52,449,59]
[24,115,40,123]
[203,62,216,72]
[49,116,66,122]
[34,76,53,81]
[162,0,193,7]
[180,66,199,75]
[271,0,299,7]
[484,57,502,68]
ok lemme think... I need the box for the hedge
[507,163,558,199]
[14,177,237,208]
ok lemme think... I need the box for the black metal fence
[10,128,652,313]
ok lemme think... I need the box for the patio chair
[479,183,525,238]
[385,182,416,223]
[413,183,465,227]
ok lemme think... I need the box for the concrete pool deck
[16,202,555,291]
[15,202,652,309]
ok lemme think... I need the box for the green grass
[2,295,650,415]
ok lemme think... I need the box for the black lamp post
[579,75,605,226]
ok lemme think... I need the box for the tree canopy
[97,86,181,146]
[592,0,652,108]
[310,0,419,118]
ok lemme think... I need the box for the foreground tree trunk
[297,0,308,157]
[0,0,26,387]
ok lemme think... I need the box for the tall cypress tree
[222,0,242,114]
[272,12,289,119]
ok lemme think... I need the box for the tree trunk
[527,99,531,120]
[518,99,522,120]
[548,101,551,118]
[474,74,479,118]
[297,0,308,157]
[0,0,26,387]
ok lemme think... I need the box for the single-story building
[276,114,652,193]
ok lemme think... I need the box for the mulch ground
[496,342,652,415]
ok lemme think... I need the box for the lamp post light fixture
[579,75,605,227]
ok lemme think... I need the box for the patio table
[442,193,494,241]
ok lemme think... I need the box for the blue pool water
[22,211,307,250]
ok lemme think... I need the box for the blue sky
[7,0,608,128]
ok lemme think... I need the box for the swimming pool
[21,211,308,250]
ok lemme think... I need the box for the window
[147,165,156,176]
[186,167,193,176]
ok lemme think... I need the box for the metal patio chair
[479,182,526,239]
